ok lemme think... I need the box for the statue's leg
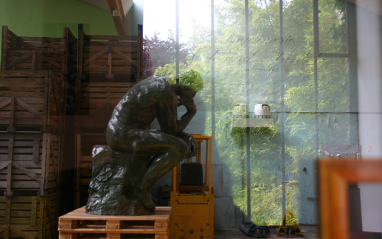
[133,133,188,211]
[106,128,188,211]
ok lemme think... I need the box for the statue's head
[167,70,203,93]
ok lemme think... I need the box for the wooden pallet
[78,24,143,82]
[0,194,58,239]
[0,70,66,133]
[75,81,134,133]
[74,133,107,207]
[0,132,61,196]
[58,206,171,239]
[1,26,77,75]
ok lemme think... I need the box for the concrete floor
[215,226,319,239]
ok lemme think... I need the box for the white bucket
[254,104,270,118]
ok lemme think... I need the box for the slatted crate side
[75,114,110,133]
[40,193,59,239]
[1,26,30,71]
[48,71,66,129]
[78,133,107,157]
[0,70,65,132]
[79,82,133,111]
[76,82,133,132]
[78,25,143,81]
[83,44,139,72]
[1,26,76,74]
[63,27,78,76]
[0,72,47,128]
[0,133,43,194]
[75,133,107,207]
[77,156,92,181]
[6,51,63,72]
[137,25,143,82]
[42,133,61,191]
[0,97,46,127]
[5,39,66,72]
[0,194,58,239]
[0,133,61,195]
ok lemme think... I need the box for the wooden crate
[76,81,134,133]
[0,194,58,239]
[1,26,77,75]
[0,70,66,133]
[58,206,171,239]
[74,133,107,207]
[78,24,143,82]
[0,132,61,196]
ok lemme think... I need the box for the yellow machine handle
[281,181,295,212]
[280,181,295,195]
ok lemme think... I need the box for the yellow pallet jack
[277,181,303,237]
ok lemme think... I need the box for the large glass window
[145,0,356,227]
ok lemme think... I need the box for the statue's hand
[179,97,196,114]
[186,135,198,158]
[178,132,198,158]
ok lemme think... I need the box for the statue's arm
[156,96,179,135]
[157,94,196,136]
[176,96,196,134]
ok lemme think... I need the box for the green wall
[0,0,118,36]
[0,0,118,62]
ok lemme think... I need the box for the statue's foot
[133,188,155,212]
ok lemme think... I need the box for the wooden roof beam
[108,0,134,35]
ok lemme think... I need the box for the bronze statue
[86,71,202,215]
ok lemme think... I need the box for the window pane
[319,0,348,53]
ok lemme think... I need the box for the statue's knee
[176,140,189,156]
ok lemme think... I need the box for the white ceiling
[348,0,382,16]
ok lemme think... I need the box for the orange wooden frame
[319,158,382,239]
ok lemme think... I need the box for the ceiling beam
[81,0,133,35]
[108,0,124,35]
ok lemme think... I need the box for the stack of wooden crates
[0,24,143,238]
[0,26,77,239]
[75,24,143,207]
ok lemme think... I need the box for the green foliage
[154,64,203,92]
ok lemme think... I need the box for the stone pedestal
[85,145,154,215]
